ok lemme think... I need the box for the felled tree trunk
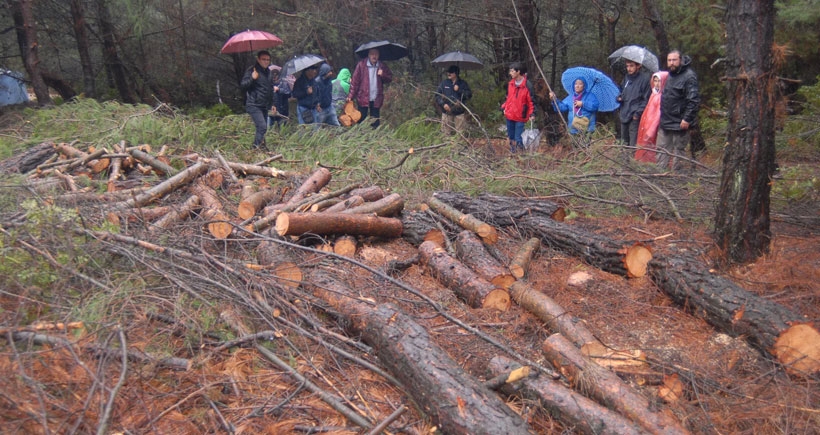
[349,185,386,201]
[432,191,566,225]
[427,196,498,244]
[542,334,689,435]
[307,270,530,435]
[342,193,404,217]
[238,189,281,219]
[487,356,646,435]
[255,235,303,288]
[275,212,403,239]
[323,195,364,212]
[509,237,540,279]
[190,177,233,239]
[650,253,820,374]
[418,241,510,311]
[400,210,459,247]
[454,230,515,288]
[508,281,597,347]
[149,195,200,232]
[113,162,208,210]
[129,148,177,177]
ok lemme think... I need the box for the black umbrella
[431,51,484,70]
[354,40,408,61]
[282,54,325,77]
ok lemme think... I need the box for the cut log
[211,159,290,178]
[285,166,332,205]
[214,150,239,183]
[349,185,386,202]
[454,230,515,288]
[342,193,404,217]
[509,237,540,279]
[333,235,358,257]
[190,178,233,239]
[542,333,689,435]
[307,271,530,435]
[238,189,282,219]
[324,195,364,212]
[106,142,124,193]
[426,196,498,244]
[129,148,177,176]
[240,180,256,200]
[508,281,598,348]
[310,198,342,212]
[650,252,820,375]
[418,241,510,311]
[399,210,441,246]
[149,195,200,232]
[432,191,567,225]
[113,162,208,210]
[293,183,361,212]
[0,141,55,174]
[256,236,303,288]
[487,356,646,435]
[275,212,403,239]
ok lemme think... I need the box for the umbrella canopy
[220,30,283,54]
[431,51,484,70]
[354,40,409,61]
[561,67,621,112]
[608,45,659,73]
[282,54,325,77]
[268,64,282,72]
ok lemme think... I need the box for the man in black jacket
[657,50,700,171]
[617,60,651,153]
[435,65,473,135]
[240,51,274,149]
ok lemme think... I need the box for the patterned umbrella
[220,30,283,54]
[561,67,621,112]
[354,40,409,61]
[608,45,660,72]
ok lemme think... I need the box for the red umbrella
[220,30,283,54]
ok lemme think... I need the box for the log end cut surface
[773,323,820,375]
[484,288,511,311]
[624,243,652,278]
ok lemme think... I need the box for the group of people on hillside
[240,46,699,171]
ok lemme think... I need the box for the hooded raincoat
[554,76,600,134]
[635,71,669,162]
[332,68,351,114]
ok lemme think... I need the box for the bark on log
[149,195,200,232]
[324,195,364,212]
[510,237,540,279]
[454,230,515,288]
[400,210,442,246]
[53,142,109,174]
[508,281,598,348]
[106,142,124,193]
[129,148,177,176]
[427,196,498,244]
[190,179,233,239]
[650,253,820,374]
[418,241,511,311]
[349,185,386,202]
[542,334,689,435]
[307,270,530,435]
[285,167,332,205]
[214,150,239,183]
[238,189,282,219]
[487,356,647,435]
[342,193,404,217]
[0,141,54,174]
[256,236,303,288]
[293,183,361,212]
[310,197,342,212]
[433,191,567,225]
[275,212,403,239]
[113,162,208,210]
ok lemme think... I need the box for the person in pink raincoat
[635,71,669,163]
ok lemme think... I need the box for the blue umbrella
[561,67,621,112]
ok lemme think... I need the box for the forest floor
[0,130,818,434]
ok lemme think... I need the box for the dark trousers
[358,101,381,128]
[246,105,268,147]
[620,119,639,147]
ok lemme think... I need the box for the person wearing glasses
[240,51,275,149]
[435,65,473,136]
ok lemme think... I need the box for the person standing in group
[550,76,600,146]
[616,60,651,154]
[315,63,340,126]
[435,65,473,136]
[268,66,292,129]
[348,48,393,128]
[501,62,535,154]
[635,71,669,163]
[240,51,274,149]
[332,68,351,116]
[292,65,320,125]
[657,50,700,171]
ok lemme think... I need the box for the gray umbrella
[431,51,484,70]
[354,40,409,61]
[608,45,659,72]
[282,54,325,77]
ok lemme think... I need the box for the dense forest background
[2,0,819,116]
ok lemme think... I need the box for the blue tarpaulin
[0,70,29,106]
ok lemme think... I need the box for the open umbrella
[354,40,408,61]
[220,30,283,54]
[608,45,659,73]
[282,54,325,77]
[431,51,484,70]
[561,67,621,112]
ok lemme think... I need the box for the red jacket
[348,57,393,108]
[501,76,534,122]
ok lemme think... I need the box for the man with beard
[657,50,700,171]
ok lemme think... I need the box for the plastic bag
[521,121,541,151]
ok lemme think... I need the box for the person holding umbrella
[348,47,393,128]
[550,75,600,147]
[501,62,536,154]
[240,51,275,149]
[616,60,651,154]
[435,65,473,136]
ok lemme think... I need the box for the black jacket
[660,55,700,130]
[435,77,473,115]
[618,70,651,123]
[240,63,273,108]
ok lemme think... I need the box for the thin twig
[96,327,128,435]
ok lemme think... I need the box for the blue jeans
[358,102,381,128]
[246,105,268,147]
[506,119,525,152]
[317,106,340,126]
[297,105,319,125]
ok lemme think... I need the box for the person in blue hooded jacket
[315,63,340,126]
[291,65,320,125]
[551,76,600,146]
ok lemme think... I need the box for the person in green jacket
[331,68,351,116]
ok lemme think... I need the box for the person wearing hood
[268,66,292,129]
[436,65,473,136]
[240,51,275,149]
[315,63,340,126]
[616,60,652,152]
[332,68,351,116]
[291,65,320,125]
[501,62,535,154]
[657,50,700,171]
[550,75,600,146]
[348,48,393,128]
[635,71,669,163]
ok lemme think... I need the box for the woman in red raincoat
[635,71,669,163]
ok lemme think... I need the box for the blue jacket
[292,72,319,109]
[555,77,600,134]
[316,63,334,109]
